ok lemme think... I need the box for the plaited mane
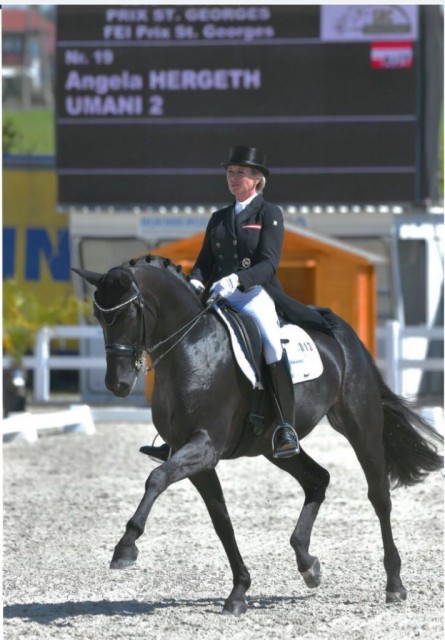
[124,254,192,289]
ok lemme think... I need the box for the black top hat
[221,145,269,177]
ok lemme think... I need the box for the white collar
[234,193,258,214]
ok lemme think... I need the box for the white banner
[321,5,418,42]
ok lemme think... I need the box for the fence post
[33,327,50,402]
[385,320,401,395]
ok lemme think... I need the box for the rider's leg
[227,287,299,458]
[266,350,300,457]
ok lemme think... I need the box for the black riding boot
[267,352,300,458]
[139,443,171,462]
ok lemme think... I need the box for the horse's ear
[117,270,134,290]
[71,267,103,287]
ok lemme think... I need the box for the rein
[144,302,214,372]
[94,267,215,374]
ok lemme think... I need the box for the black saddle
[215,301,264,384]
[214,302,269,458]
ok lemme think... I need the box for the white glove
[190,278,205,293]
[208,274,240,302]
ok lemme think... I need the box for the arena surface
[3,416,444,639]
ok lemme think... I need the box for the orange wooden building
[151,223,384,355]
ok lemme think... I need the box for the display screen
[56,5,419,206]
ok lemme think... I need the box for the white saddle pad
[215,307,324,388]
[280,323,324,384]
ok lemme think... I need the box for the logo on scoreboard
[321,6,418,42]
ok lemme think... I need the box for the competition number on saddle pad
[214,306,323,387]
[280,323,324,384]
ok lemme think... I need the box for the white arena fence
[376,322,443,397]
[3,325,105,403]
[2,322,443,403]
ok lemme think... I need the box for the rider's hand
[190,279,205,293]
[208,274,240,302]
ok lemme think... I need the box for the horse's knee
[145,434,219,492]
[145,465,170,495]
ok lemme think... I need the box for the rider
[142,145,334,461]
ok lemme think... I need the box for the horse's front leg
[110,429,218,569]
[189,469,251,616]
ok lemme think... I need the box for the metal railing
[2,322,443,403]
[376,321,443,396]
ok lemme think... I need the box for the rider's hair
[250,168,266,193]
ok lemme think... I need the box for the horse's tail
[363,348,444,488]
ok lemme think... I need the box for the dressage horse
[73,255,443,616]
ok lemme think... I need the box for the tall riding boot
[139,443,171,462]
[267,351,300,458]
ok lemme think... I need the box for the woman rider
[143,145,334,461]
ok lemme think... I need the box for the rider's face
[226,165,261,202]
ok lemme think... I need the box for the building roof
[2,8,55,35]
[152,224,386,266]
[284,221,386,264]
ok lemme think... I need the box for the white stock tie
[234,202,244,215]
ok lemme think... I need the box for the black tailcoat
[191,194,334,332]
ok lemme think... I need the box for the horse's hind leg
[189,469,251,616]
[328,403,407,603]
[266,448,330,589]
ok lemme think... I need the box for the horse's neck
[143,271,203,337]
[143,271,231,382]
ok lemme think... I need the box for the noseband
[93,267,214,373]
[93,268,148,371]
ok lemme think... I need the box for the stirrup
[271,424,300,458]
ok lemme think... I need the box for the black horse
[73,255,443,616]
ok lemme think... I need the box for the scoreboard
[56,5,421,206]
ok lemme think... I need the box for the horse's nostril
[105,379,130,398]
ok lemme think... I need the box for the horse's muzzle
[105,374,137,398]
[107,382,130,397]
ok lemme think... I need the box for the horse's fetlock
[127,518,144,538]
[238,570,251,591]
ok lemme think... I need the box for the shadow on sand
[4,593,315,622]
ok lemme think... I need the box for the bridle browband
[93,266,214,373]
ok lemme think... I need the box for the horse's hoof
[386,589,407,604]
[301,558,322,588]
[222,600,248,616]
[110,544,138,569]
[110,557,137,570]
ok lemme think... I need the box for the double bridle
[93,268,213,373]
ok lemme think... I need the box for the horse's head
[72,265,149,397]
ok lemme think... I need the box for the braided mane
[124,254,192,288]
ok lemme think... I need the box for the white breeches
[224,286,283,364]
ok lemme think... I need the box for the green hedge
[3,109,54,155]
